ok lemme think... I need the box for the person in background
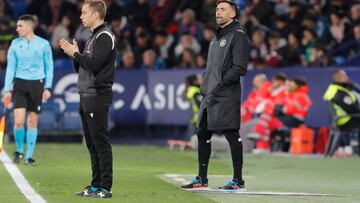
[323,69,360,157]
[3,15,54,165]
[183,74,202,140]
[181,0,249,191]
[250,77,312,153]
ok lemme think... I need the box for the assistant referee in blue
[4,14,54,165]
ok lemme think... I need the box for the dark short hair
[18,14,35,23]
[272,73,287,81]
[84,0,107,20]
[216,0,239,19]
[291,77,307,87]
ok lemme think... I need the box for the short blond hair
[84,0,107,20]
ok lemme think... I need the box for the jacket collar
[215,20,241,39]
[333,82,353,89]
[92,23,107,34]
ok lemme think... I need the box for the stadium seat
[38,102,61,132]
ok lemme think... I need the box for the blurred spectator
[1,0,360,68]
[141,49,164,69]
[0,17,15,49]
[264,32,285,68]
[133,31,154,66]
[349,3,360,38]
[274,0,289,16]
[52,15,71,57]
[278,32,302,67]
[248,0,274,28]
[154,30,174,67]
[309,43,335,67]
[323,69,360,157]
[178,8,203,42]
[26,0,42,18]
[348,23,360,56]
[175,0,202,11]
[110,15,131,53]
[308,1,331,43]
[201,24,215,58]
[274,15,291,39]
[37,0,78,35]
[302,13,318,33]
[33,15,49,40]
[249,29,268,69]
[288,1,305,26]
[183,73,202,140]
[104,0,124,22]
[199,0,217,28]
[195,54,206,69]
[329,12,350,45]
[0,0,14,19]
[250,77,312,153]
[177,48,196,69]
[120,50,136,69]
[127,0,151,29]
[350,3,360,24]
[0,48,6,69]
[323,0,347,18]
[174,33,200,58]
[241,73,270,123]
[239,6,259,37]
[301,28,317,66]
[149,0,171,31]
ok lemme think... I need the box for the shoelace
[191,178,201,184]
[226,180,237,186]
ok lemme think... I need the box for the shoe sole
[218,188,246,192]
[181,186,210,191]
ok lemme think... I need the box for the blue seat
[38,102,60,131]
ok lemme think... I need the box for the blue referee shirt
[4,35,54,92]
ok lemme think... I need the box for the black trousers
[80,93,113,191]
[197,109,243,180]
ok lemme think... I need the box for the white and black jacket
[74,23,116,96]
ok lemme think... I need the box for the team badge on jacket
[220,39,226,47]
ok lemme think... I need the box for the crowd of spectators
[1,0,360,70]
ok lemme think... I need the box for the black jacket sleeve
[73,61,80,73]
[74,33,113,75]
[222,32,249,86]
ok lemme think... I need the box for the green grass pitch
[1,143,359,203]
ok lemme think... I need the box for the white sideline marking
[0,152,46,203]
[165,173,255,179]
[189,189,342,196]
[163,174,345,197]
[174,178,186,182]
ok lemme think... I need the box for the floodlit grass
[1,143,360,203]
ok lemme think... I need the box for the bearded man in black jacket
[181,0,249,191]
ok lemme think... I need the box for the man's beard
[216,17,226,26]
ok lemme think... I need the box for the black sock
[197,129,212,180]
[224,130,243,181]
